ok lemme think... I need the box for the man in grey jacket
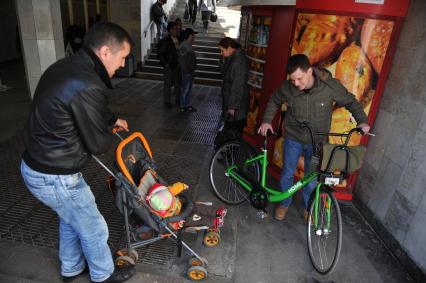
[259,54,370,221]
[179,28,198,112]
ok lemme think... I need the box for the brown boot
[303,210,309,223]
[274,205,288,221]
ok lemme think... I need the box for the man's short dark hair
[83,22,133,52]
[287,54,312,74]
[167,21,175,32]
[175,18,182,24]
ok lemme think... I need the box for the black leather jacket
[23,48,118,174]
[158,35,179,68]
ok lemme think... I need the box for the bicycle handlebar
[299,121,369,149]
[258,121,373,151]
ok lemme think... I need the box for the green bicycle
[209,122,368,274]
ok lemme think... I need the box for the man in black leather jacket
[158,21,181,107]
[20,22,135,283]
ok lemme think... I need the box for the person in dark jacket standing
[218,37,249,135]
[258,54,370,222]
[179,28,198,112]
[158,22,181,107]
[175,18,185,43]
[20,22,135,283]
[151,0,167,40]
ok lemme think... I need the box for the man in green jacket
[258,54,370,221]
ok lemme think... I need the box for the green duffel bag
[320,144,366,174]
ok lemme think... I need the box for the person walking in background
[179,28,198,113]
[158,22,181,108]
[218,37,249,136]
[20,22,135,283]
[188,0,198,25]
[198,0,216,33]
[151,0,168,40]
[258,54,370,222]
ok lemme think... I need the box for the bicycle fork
[313,185,332,236]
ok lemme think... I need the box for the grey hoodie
[179,40,197,75]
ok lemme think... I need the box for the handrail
[143,20,155,37]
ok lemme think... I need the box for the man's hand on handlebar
[114,118,129,132]
[258,122,274,136]
[357,123,370,135]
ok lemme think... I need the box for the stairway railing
[141,0,178,65]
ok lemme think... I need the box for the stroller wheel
[187,266,208,281]
[115,255,135,267]
[188,256,208,267]
[203,231,221,247]
[116,248,139,262]
[128,249,139,262]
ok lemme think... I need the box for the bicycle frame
[224,147,328,226]
[225,147,319,202]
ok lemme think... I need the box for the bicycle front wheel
[209,141,261,205]
[307,187,342,275]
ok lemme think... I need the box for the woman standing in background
[198,0,216,32]
[218,37,249,139]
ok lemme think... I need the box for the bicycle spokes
[307,189,342,275]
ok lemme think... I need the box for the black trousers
[188,0,197,24]
[163,66,181,103]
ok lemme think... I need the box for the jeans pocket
[60,174,95,208]
[22,174,60,209]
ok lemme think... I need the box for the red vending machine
[237,0,410,200]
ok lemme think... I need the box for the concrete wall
[16,0,65,97]
[109,0,142,62]
[0,0,21,62]
[355,0,426,276]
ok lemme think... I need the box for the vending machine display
[244,15,272,136]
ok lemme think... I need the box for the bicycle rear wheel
[307,187,342,275]
[209,141,261,204]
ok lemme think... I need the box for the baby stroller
[93,132,225,281]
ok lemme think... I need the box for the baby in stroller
[122,144,227,234]
[146,181,227,231]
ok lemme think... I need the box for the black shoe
[62,265,89,282]
[97,265,136,283]
[164,102,172,108]
[180,107,187,113]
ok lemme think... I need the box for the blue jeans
[181,73,194,107]
[156,18,167,40]
[280,139,316,209]
[20,161,114,282]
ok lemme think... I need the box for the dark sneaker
[180,107,186,113]
[98,265,136,283]
[185,106,197,112]
[164,102,172,108]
